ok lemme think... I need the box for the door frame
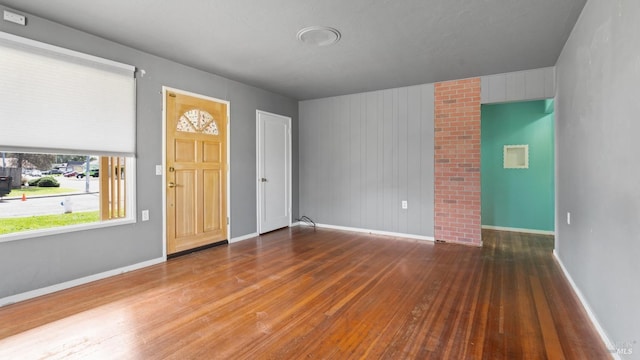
[256,110,292,234]
[162,86,231,258]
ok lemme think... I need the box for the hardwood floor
[0,228,610,359]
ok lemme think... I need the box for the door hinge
[169,93,176,97]
[227,217,229,225]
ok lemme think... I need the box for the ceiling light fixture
[296,26,341,47]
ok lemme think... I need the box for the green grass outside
[3,187,78,199]
[0,211,100,235]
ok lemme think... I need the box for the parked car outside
[76,169,99,179]
[63,171,78,177]
[44,168,63,175]
[22,169,42,178]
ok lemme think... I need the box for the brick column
[434,78,481,246]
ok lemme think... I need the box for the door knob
[260,178,267,182]
[168,182,176,188]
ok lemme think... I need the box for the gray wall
[299,84,434,237]
[0,6,298,299]
[556,0,640,354]
[481,67,555,104]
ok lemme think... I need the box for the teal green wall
[481,100,555,231]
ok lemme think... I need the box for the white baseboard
[314,223,435,242]
[0,257,165,308]
[553,250,620,360]
[229,232,258,244]
[482,225,555,236]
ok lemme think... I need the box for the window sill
[0,217,137,244]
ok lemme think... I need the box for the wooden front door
[166,91,228,255]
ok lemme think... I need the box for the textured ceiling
[0,0,586,100]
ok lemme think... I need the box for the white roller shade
[0,31,136,156]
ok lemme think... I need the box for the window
[0,31,136,240]
[0,153,133,237]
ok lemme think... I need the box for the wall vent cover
[504,145,529,169]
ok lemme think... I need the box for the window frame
[0,157,136,244]
[503,144,529,169]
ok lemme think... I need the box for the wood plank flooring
[0,228,610,359]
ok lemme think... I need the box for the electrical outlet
[142,209,150,221]
[3,11,26,26]
[155,165,162,175]
[567,212,571,225]
[401,200,408,209]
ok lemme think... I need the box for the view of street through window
[0,175,99,217]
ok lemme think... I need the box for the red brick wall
[434,78,481,246]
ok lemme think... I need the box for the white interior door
[257,110,291,234]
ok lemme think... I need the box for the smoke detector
[296,26,341,46]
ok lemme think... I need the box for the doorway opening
[481,99,555,243]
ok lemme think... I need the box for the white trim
[553,250,620,360]
[0,217,136,244]
[0,257,165,308]
[291,221,303,227]
[162,88,168,257]
[161,87,231,257]
[481,225,555,236]
[226,98,231,242]
[229,232,258,244]
[315,223,435,242]
[256,110,292,234]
